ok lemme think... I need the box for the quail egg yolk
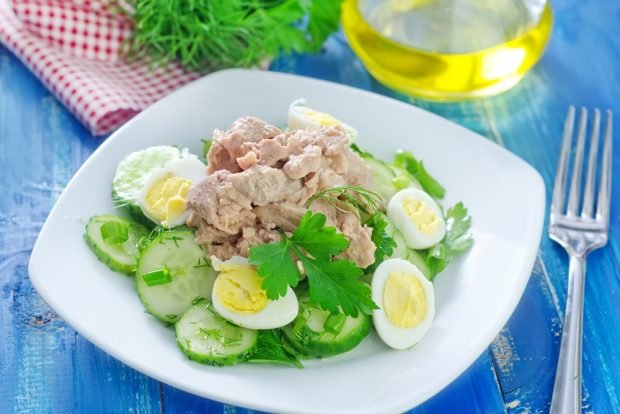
[144,175,191,227]
[303,109,341,127]
[384,272,428,328]
[402,198,441,235]
[213,263,268,314]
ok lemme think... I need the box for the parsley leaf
[425,202,474,278]
[249,211,377,316]
[249,240,302,299]
[394,151,446,199]
[291,211,349,261]
[364,212,397,273]
[301,257,376,317]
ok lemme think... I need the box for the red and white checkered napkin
[0,0,200,135]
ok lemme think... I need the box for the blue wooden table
[1,1,619,413]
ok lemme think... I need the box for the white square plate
[29,69,545,414]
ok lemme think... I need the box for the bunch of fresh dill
[121,0,343,71]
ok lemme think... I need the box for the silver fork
[549,107,613,414]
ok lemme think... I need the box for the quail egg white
[372,258,435,350]
[387,188,446,249]
[288,98,357,142]
[138,158,206,228]
[211,256,299,330]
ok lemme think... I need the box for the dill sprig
[120,0,343,72]
[307,185,383,217]
[197,328,243,347]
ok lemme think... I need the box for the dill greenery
[121,0,343,71]
[308,185,384,217]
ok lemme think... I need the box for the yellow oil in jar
[341,0,553,100]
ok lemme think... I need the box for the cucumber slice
[363,157,398,201]
[136,229,216,323]
[112,146,196,221]
[84,215,149,275]
[282,298,371,358]
[386,223,432,280]
[389,228,408,260]
[176,303,258,366]
[405,249,432,281]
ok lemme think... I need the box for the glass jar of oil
[341,0,553,100]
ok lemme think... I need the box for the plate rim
[29,68,546,414]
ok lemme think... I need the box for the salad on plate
[84,100,473,368]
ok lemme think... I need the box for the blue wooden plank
[162,385,257,414]
[489,258,563,413]
[0,45,161,414]
[420,352,506,414]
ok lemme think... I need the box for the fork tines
[551,107,613,225]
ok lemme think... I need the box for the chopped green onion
[394,151,446,199]
[100,221,129,245]
[142,267,172,286]
[324,313,347,335]
[391,173,410,190]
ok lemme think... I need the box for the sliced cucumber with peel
[84,215,149,275]
[282,297,371,358]
[359,152,421,201]
[112,145,197,222]
[363,157,398,201]
[136,229,216,323]
[405,249,432,281]
[388,224,431,280]
[389,228,408,260]
[176,303,258,366]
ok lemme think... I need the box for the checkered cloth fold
[0,0,200,135]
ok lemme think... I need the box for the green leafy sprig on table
[122,0,343,72]
[248,211,378,317]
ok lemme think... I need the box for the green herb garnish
[192,296,206,306]
[394,150,446,199]
[142,267,172,286]
[123,0,343,72]
[163,234,183,248]
[308,185,383,217]
[193,257,211,269]
[424,202,473,278]
[249,211,378,317]
[197,328,243,347]
[364,212,397,273]
[247,330,303,368]
[138,226,165,252]
[100,221,129,245]
[202,139,213,160]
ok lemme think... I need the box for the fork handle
[550,254,586,414]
